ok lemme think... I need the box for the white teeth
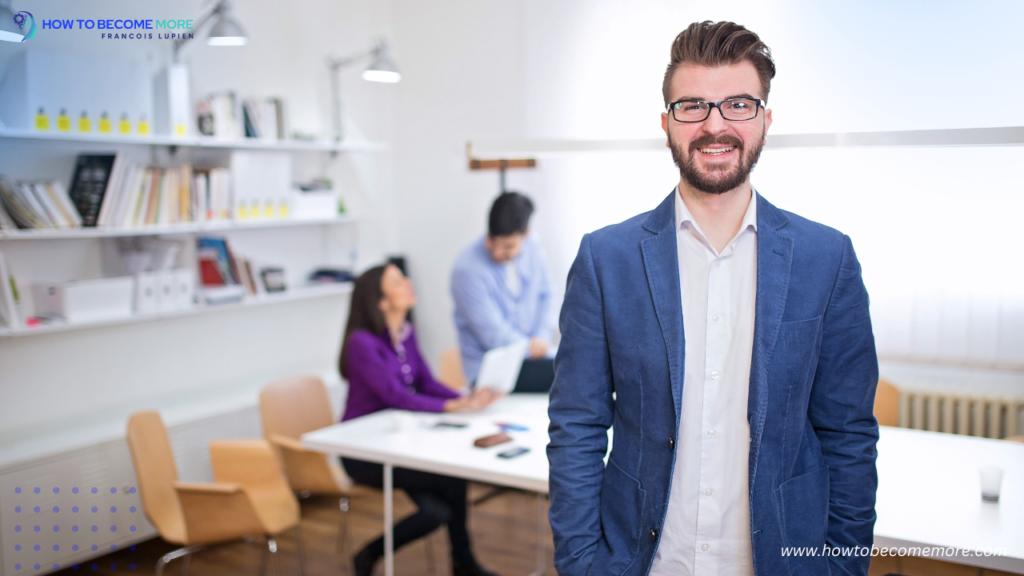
[700,147,734,155]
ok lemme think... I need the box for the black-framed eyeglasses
[667,97,763,123]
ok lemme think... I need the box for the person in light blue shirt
[451,192,554,384]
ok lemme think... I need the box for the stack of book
[0,175,82,231]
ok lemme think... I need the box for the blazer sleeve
[808,235,879,576]
[346,333,449,413]
[547,233,615,576]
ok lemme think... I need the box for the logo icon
[12,10,36,41]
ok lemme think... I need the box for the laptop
[475,339,530,394]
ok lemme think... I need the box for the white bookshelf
[0,282,353,339]
[0,214,358,240]
[0,126,388,152]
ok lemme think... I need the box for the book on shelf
[68,154,118,227]
[242,97,286,141]
[196,91,240,139]
[0,174,81,230]
[0,251,22,328]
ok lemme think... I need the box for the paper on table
[476,339,529,394]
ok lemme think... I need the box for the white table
[874,426,1024,573]
[302,394,551,576]
[303,395,1024,575]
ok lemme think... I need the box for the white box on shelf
[173,269,196,309]
[230,151,291,220]
[32,277,134,324]
[153,64,191,137]
[134,272,159,314]
[156,271,176,312]
[290,189,339,220]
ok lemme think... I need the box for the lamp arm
[327,48,375,71]
[172,2,220,63]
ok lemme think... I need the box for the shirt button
[401,364,411,374]
[711,314,720,322]
[404,375,413,384]
[705,488,713,496]
[668,437,675,449]
[701,543,709,551]
[713,261,721,267]
[650,528,657,541]
[707,430,715,437]
[710,370,719,380]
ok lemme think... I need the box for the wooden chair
[439,347,468,390]
[874,378,900,427]
[259,376,354,562]
[126,411,305,576]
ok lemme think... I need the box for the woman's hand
[444,387,503,412]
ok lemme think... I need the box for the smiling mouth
[699,146,735,156]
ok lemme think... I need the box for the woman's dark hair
[339,265,388,379]
[488,191,534,237]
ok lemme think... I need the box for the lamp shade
[363,42,401,83]
[206,7,247,46]
[0,2,25,43]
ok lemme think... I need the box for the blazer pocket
[777,315,823,343]
[592,458,646,575]
[776,466,830,548]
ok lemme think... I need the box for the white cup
[979,466,1004,502]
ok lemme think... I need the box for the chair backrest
[260,375,335,439]
[874,378,900,427]
[126,411,183,538]
[439,347,468,390]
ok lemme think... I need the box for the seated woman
[339,263,501,576]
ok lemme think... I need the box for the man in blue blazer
[547,21,879,576]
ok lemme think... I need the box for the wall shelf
[0,282,353,339]
[0,214,359,240]
[0,127,388,152]
[467,126,1024,158]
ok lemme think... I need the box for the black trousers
[342,458,473,563]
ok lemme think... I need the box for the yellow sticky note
[56,111,71,132]
[98,115,112,133]
[118,117,131,134]
[264,202,273,218]
[35,111,49,131]
[78,114,91,133]
[279,202,289,218]
[174,123,186,136]
[138,119,150,135]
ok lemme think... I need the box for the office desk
[874,427,1024,573]
[302,394,551,576]
[303,396,1024,575]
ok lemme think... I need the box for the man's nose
[701,105,730,132]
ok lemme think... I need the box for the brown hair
[338,265,389,379]
[662,21,776,106]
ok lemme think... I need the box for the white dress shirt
[649,188,757,576]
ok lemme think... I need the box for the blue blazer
[547,191,879,576]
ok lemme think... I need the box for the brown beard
[669,129,766,195]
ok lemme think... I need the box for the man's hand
[529,337,549,359]
[444,387,503,412]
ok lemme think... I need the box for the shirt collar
[674,186,758,238]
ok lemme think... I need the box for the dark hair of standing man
[488,191,534,238]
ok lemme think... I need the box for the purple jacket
[342,324,461,421]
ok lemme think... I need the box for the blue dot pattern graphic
[12,485,143,570]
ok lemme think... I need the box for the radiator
[898,390,1024,439]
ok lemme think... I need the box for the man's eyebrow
[669,93,759,104]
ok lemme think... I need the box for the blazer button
[668,437,675,449]
[650,528,657,541]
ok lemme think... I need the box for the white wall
[0,0,400,442]
[392,0,1024,373]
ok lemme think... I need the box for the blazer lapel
[748,193,793,485]
[640,191,686,421]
